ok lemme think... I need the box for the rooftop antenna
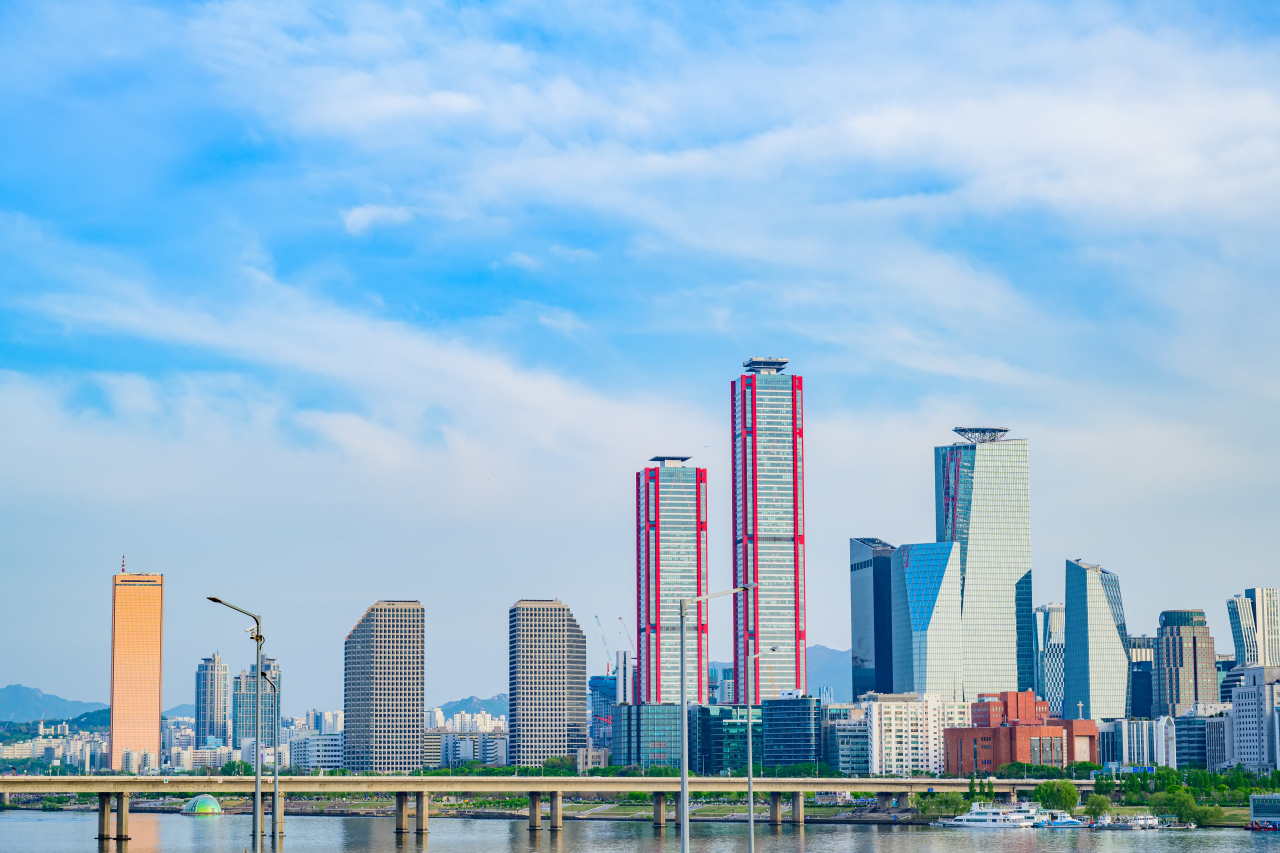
[121,555,126,573]
[953,427,1009,443]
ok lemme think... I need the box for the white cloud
[341,204,415,234]
[503,251,539,269]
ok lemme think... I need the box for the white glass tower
[636,456,709,704]
[1247,588,1280,667]
[935,427,1032,698]
[1228,595,1261,667]
[731,357,806,702]
[1033,603,1066,716]
[1063,560,1130,720]
[889,541,963,700]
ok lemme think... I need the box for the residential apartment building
[636,456,709,704]
[859,692,969,775]
[731,357,807,702]
[194,652,230,748]
[508,599,588,766]
[343,600,425,773]
[1063,559,1130,720]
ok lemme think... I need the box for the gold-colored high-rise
[109,566,163,771]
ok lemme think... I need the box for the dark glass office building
[762,696,821,767]
[850,537,895,698]
[692,704,761,774]
[611,704,681,769]
[1130,661,1153,719]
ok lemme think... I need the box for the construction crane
[618,616,637,652]
[593,616,613,675]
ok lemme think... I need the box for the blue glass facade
[1063,559,1130,720]
[692,704,761,774]
[762,696,821,767]
[1033,603,1066,715]
[589,674,616,749]
[890,541,963,700]
[611,703,682,769]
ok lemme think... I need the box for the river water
[0,811,1270,853]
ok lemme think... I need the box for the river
[0,811,1267,853]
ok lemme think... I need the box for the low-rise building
[611,704,681,769]
[1098,717,1176,768]
[861,692,969,776]
[821,704,869,776]
[290,733,344,771]
[944,689,1098,775]
[576,747,610,773]
[762,696,822,767]
[692,704,760,775]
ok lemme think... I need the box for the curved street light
[208,596,264,853]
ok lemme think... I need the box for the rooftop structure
[952,427,1010,443]
[743,357,789,374]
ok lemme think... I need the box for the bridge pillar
[549,791,562,829]
[395,792,408,834]
[115,793,130,840]
[528,792,542,830]
[652,792,666,826]
[2,792,9,807]
[415,792,428,834]
[791,791,804,824]
[96,793,111,839]
[876,792,893,811]
[768,792,782,825]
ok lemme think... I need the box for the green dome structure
[181,794,222,815]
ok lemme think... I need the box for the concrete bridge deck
[0,775,1092,841]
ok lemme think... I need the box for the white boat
[1095,812,1159,830]
[1037,810,1085,828]
[938,801,1035,828]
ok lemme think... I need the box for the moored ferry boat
[1036,809,1085,828]
[937,802,1034,828]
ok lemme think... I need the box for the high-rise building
[1153,610,1218,718]
[1130,661,1154,719]
[194,653,230,748]
[1063,559,1130,721]
[858,692,970,775]
[636,456,709,704]
[614,650,634,706]
[1230,666,1280,773]
[1228,596,1261,668]
[935,427,1033,697]
[1033,603,1066,715]
[850,537,896,698]
[588,674,616,750]
[731,356,806,702]
[109,566,163,771]
[1247,589,1280,666]
[509,599,587,766]
[232,658,282,750]
[890,542,963,701]
[343,600,424,773]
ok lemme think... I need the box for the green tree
[1093,775,1115,798]
[1031,780,1080,812]
[936,792,965,816]
[1083,794,1111,820]
[219,760,253,776]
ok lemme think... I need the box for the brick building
[943,689,1097,775]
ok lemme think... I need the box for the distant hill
[163,704,196,719]
[435,694,508,719]
[72,709,111,730]
[710,646,852,702]
[0,685,106,723]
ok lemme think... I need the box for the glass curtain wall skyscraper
[1063,559,1131,720]
[109,566,163,771]
[1228,595,1261,668]
[731,356,806,702]
[850,537,896,698]
[195,652,230,747]
[890,542,963,700]
[935,427,1032,698]
[636,456,709,704]
[232,658,282,749]
[1033,603,1066,715]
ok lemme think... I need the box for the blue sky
[4,0,1280,713]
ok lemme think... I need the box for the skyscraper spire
[121,554,126,573]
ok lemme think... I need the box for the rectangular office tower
[109,567,163,771]
[1229,589,1280,667]
[1153,609,1218,717]
[344,600,424,773]
[1034,603,1066,716]
[509,599,588,766]
[935,427,1033,697]
[1063,560,1130,720]
[731,356,806,702]
[195,653,230,748]
[850,537,896,698]
[890,542,963,700]
[636,456,709,703]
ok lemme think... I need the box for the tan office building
[109,568,164,771]
[508,599,587,767]
[343,600,424,773]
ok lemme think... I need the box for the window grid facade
[732,359,806,702]
[850,537,895,698]
[343,600,425,773]
[1153,610,1219,718]
[1229,596,1262,668]
[762,697,822,766]
[109,571,164,771]
[636,460,708,704]
[508,599,588,767]
[1063,560,1131,720]
[1248,589,1280,667]
[935,433,1032,699]
[195,652,230,749]
[1033,603,1066,716]
[232,658,282,749]
[891,542,963,700]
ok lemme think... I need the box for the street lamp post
[209,596,264,853]
[678,583,755,853]
[745,642,778,853]
[261,671,280,841]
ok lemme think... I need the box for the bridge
[0,775,1092,841]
